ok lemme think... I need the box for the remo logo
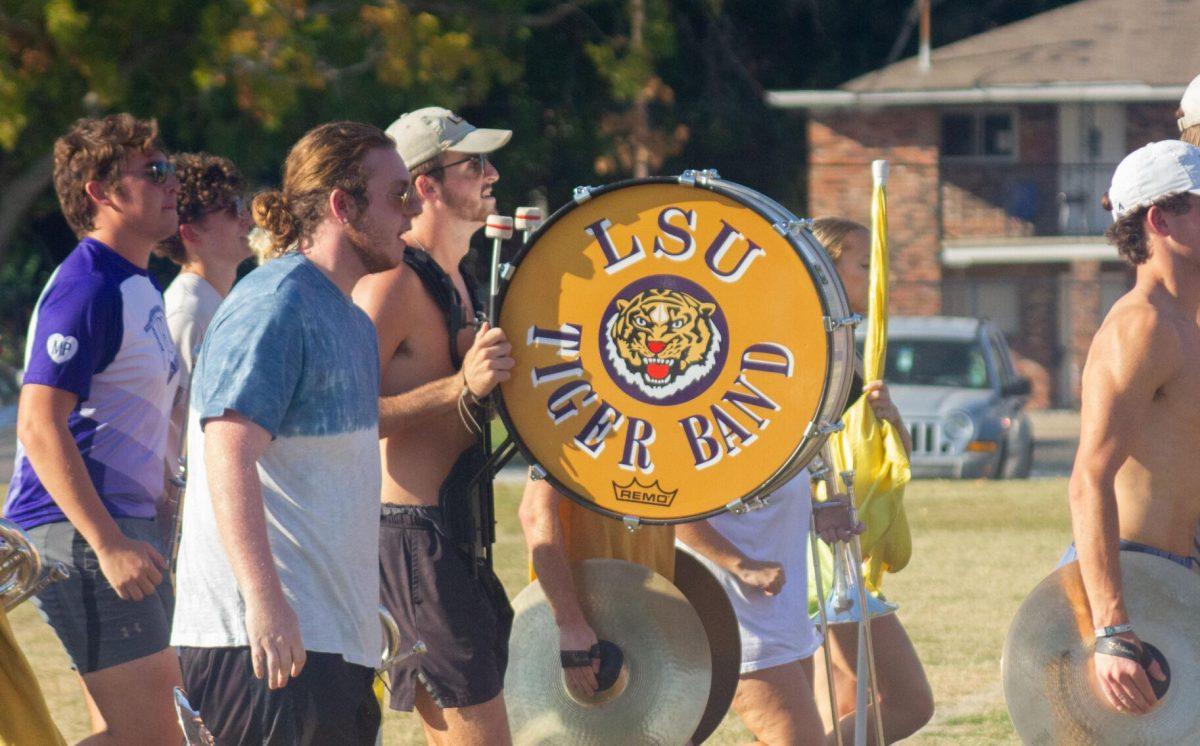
[499,182,830,522]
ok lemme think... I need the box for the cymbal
[506,558,711,745]
[1003,550,1200,745]
[673,548,740,744]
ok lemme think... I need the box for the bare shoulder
[1087,293,1181,387]
[352,264,418,321]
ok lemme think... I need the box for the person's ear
[329,188,358,225]
[84,180,114,209]
[415,173,440,202]
[179,222,201,245]
[1146,205,1172,236]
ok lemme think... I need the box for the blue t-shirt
[171,252,383,667]
[5,238,180,529]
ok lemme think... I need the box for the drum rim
[495,174,856,524]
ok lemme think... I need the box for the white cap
[1179,74,1200,132]
[385,106,512,170]
[1108,140,1200,220]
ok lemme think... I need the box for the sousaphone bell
[0,517,68,611]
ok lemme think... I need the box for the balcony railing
[939,162,1118,239]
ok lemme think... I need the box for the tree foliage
[0,0,1077,366]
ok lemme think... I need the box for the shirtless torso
[1086,292,1200,557]
[1069,168,1200,715]
[372,255,478,505]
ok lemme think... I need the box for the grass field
[7,475,1073,744]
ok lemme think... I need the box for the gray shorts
[27,517,174,674]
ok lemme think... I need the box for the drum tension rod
[622,515,641,533]
[805,419,846,439]
[572,185,594,204]
[824,313,864,333]
[772,219,814,236]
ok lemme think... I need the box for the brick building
[768,0,1198,407]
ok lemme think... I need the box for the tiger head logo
[603,285,725,402]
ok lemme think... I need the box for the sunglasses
[216,196,247,218]
[139,159,177,185]
[390,184,421,210]
[426,153,490,177]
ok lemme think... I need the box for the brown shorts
[379,504,513,711]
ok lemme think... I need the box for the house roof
[769,0,1199,109]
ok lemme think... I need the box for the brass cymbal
[1002,550,1200,745]
[673,548,741,744]
[506,558,711,745]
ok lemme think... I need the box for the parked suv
[873,316,1034,479]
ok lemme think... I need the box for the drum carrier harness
[402,246,497,571]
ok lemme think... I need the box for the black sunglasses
[214,196,246,218]
[426,153,489,176]
[140,160,177,185]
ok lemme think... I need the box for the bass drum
[496,170,855,523]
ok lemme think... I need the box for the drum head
[498,176,853,522]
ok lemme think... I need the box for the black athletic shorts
[178,646,379,745]
[379,504,513,711]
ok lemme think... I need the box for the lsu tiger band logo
[498,182,832,521]
[602,278,728,405]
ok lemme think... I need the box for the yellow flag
[814,160,913,595]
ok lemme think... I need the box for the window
[940,110,1016,159]
[885,340,991,389]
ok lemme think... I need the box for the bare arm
[517,477,600,694]
[204,412,305,689]
[16,384,165,601]
[354,269,513,438]
[1068,306,1173,713]
[675,520,784,595]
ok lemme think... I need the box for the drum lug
[499,262,515,281]
[772,219,813,237]
[622,515,641,533]
[805,419,845,438]
[678,169,720,188]
[572,185,594,203]
[823,313,863,332]
[529,464,547,481]
[725,495,769,514]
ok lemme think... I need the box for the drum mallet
[841,469,886,746]
[514,206,543,246]
[485,214,514,323]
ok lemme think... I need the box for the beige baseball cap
[385,106,512,170]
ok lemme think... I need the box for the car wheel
[1002,419,1034,479]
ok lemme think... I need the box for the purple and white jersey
[5,238,180,529]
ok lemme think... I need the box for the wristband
[1094,622,1134,639]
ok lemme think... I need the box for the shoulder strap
[402,247,475,370]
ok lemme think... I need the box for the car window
[886,339,991,389]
